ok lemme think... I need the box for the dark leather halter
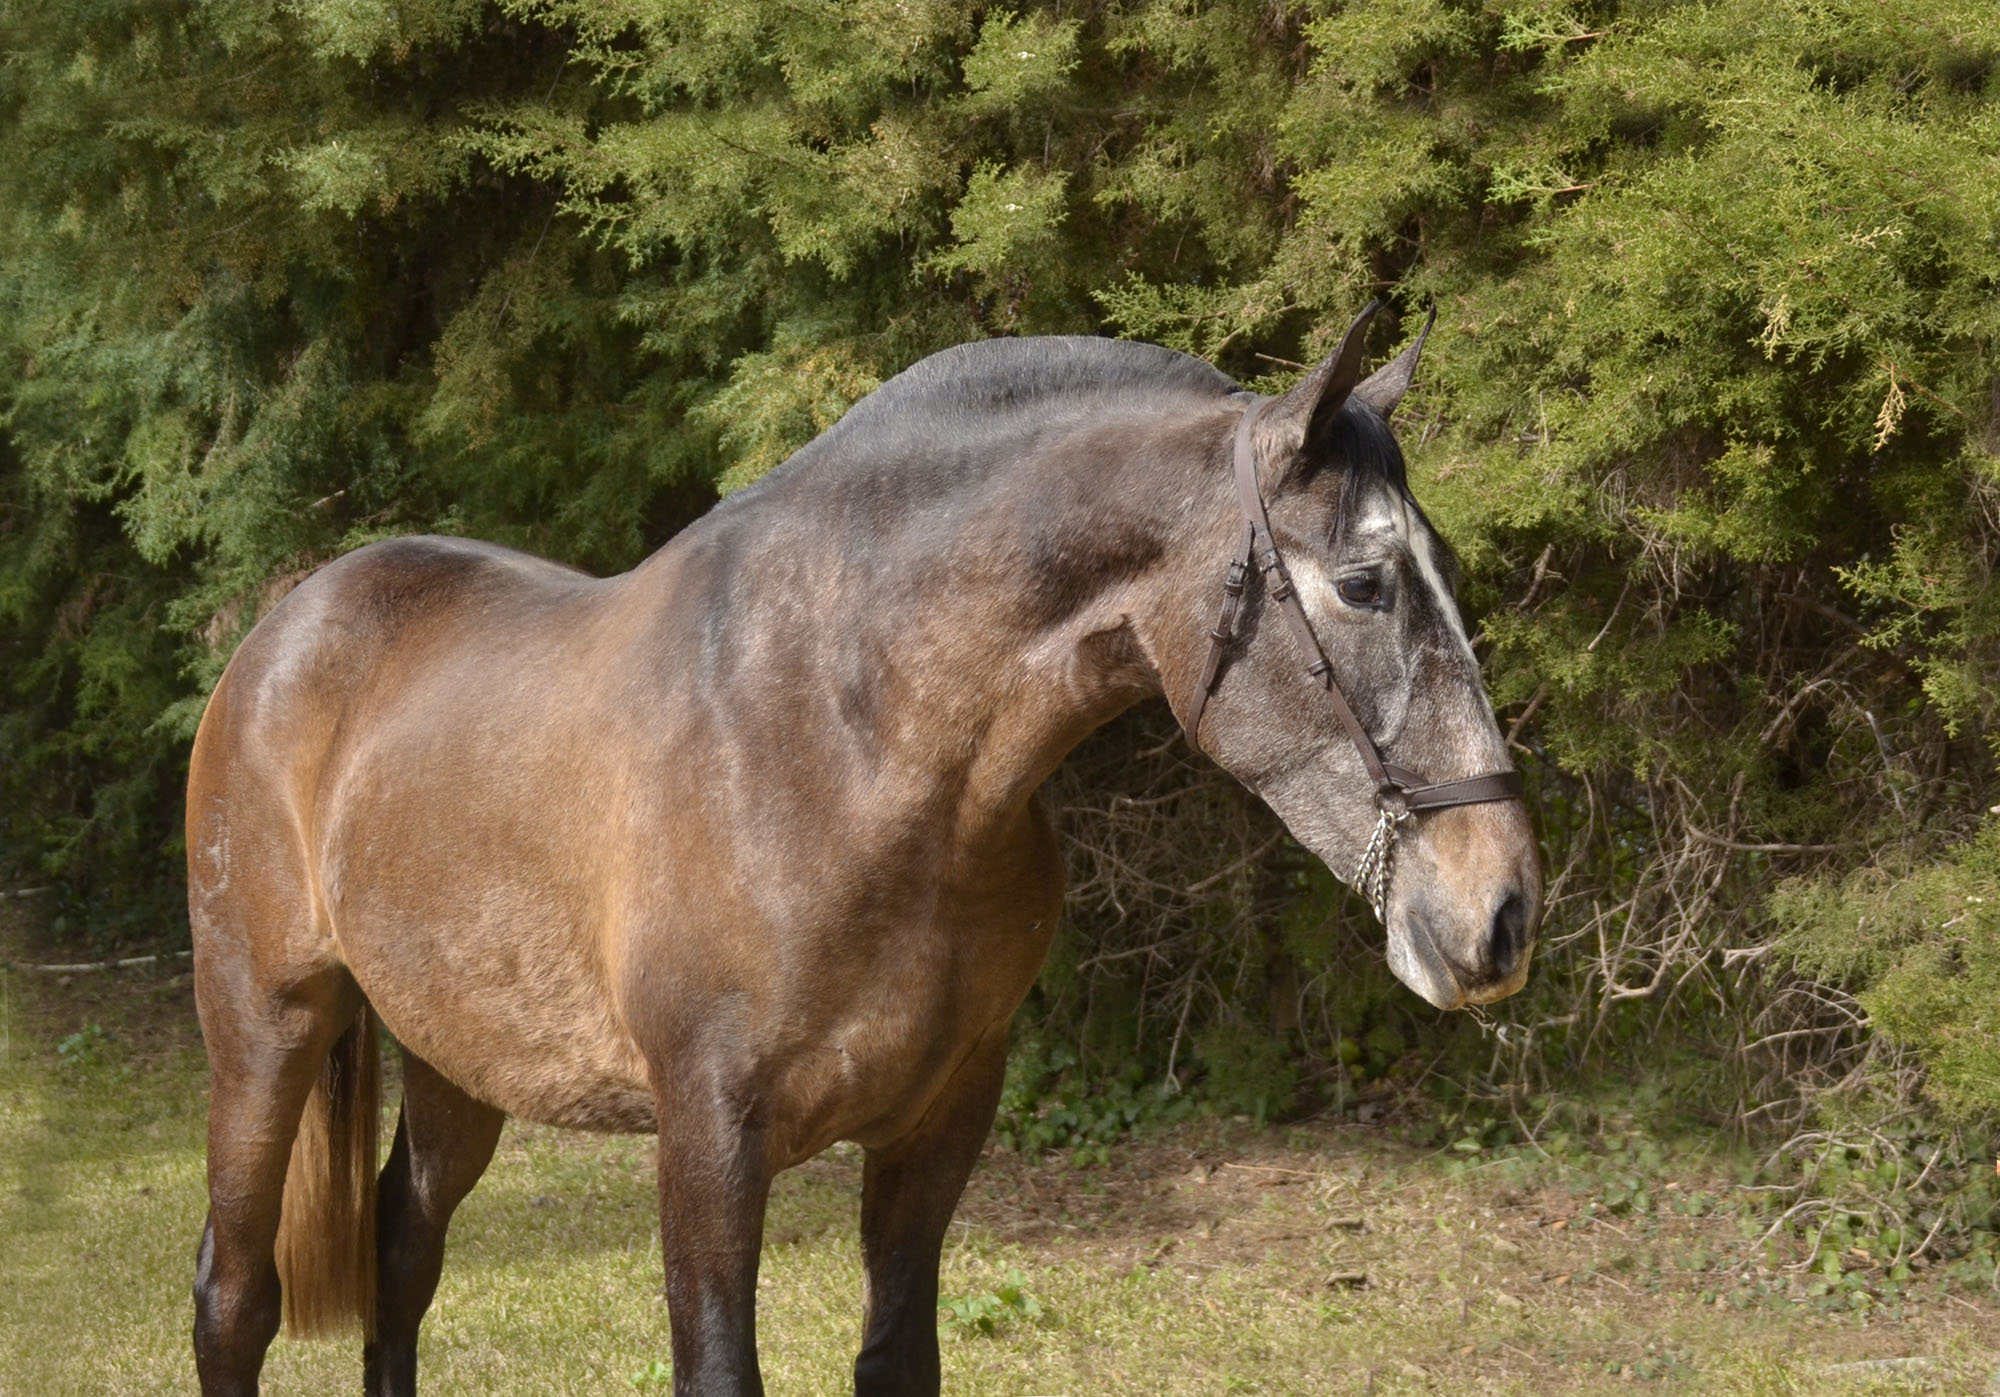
[1185,396,1524,918]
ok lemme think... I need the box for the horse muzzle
[1387,881,1539,1011]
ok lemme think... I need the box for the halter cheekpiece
[1184,397,1524,922]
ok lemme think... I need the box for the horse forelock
[1320,400,1413,550]
[1310,404,1471,668]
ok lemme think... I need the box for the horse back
[194,534,597,806]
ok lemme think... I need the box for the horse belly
[331,882,657,1134]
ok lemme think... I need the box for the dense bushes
[3,0,1996,1241]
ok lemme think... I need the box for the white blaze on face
[1294,480,1471,663]
[1383,490,1477,663]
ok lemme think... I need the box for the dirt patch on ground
[772,1102,2000,1390]
[1,895,200,1068]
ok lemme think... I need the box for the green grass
[4,938,1999,1395]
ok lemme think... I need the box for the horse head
[1167,304,1541,1010]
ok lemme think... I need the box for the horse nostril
[1489,892,1528,979]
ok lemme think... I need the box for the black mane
[711,334,1419,555]
[714,336,1240,515]
[847,335,1239,428]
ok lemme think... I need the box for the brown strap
[1183,517,1256,742]
[1388,769,1524,811]
[1226,400,1397,792]
[1184,395,1522,817]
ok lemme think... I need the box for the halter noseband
[1184,397,1524,921]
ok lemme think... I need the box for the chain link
[1353,801,1413,923]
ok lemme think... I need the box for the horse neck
[705,404,1233,836]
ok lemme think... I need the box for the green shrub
[1775,818,2000,1125]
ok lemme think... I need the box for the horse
[186,302,1540,1396]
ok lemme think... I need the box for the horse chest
[601,832,1062,1158]
[753,921,1055,1160]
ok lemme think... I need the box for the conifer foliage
[2,2,1996,1156]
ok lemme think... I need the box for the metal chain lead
[1353,801,1413,923]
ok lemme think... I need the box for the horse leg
[654,1072,774,1397]
[363,1049,506,1397]
[193,971,364,1397]
[852,1029,1011,1397]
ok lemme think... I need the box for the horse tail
[275,1001,381,1339]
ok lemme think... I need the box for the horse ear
[1253,300,1381,477]
[1351,302,1436,421]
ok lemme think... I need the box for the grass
[4,909,1999,1394]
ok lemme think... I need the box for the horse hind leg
[364,1048,506,1397]
[193,964,376,1397]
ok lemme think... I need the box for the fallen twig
[2,951,193,974]
[1219,1161,1324,1180]
[1683,824,1848,855]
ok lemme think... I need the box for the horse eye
[1336,573,1384,607]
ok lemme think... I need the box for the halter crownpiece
[1184,395,1524,922]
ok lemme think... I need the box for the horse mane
[854,335,1241,425]
[711,334,1419,543]
[712,337,1240,516]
